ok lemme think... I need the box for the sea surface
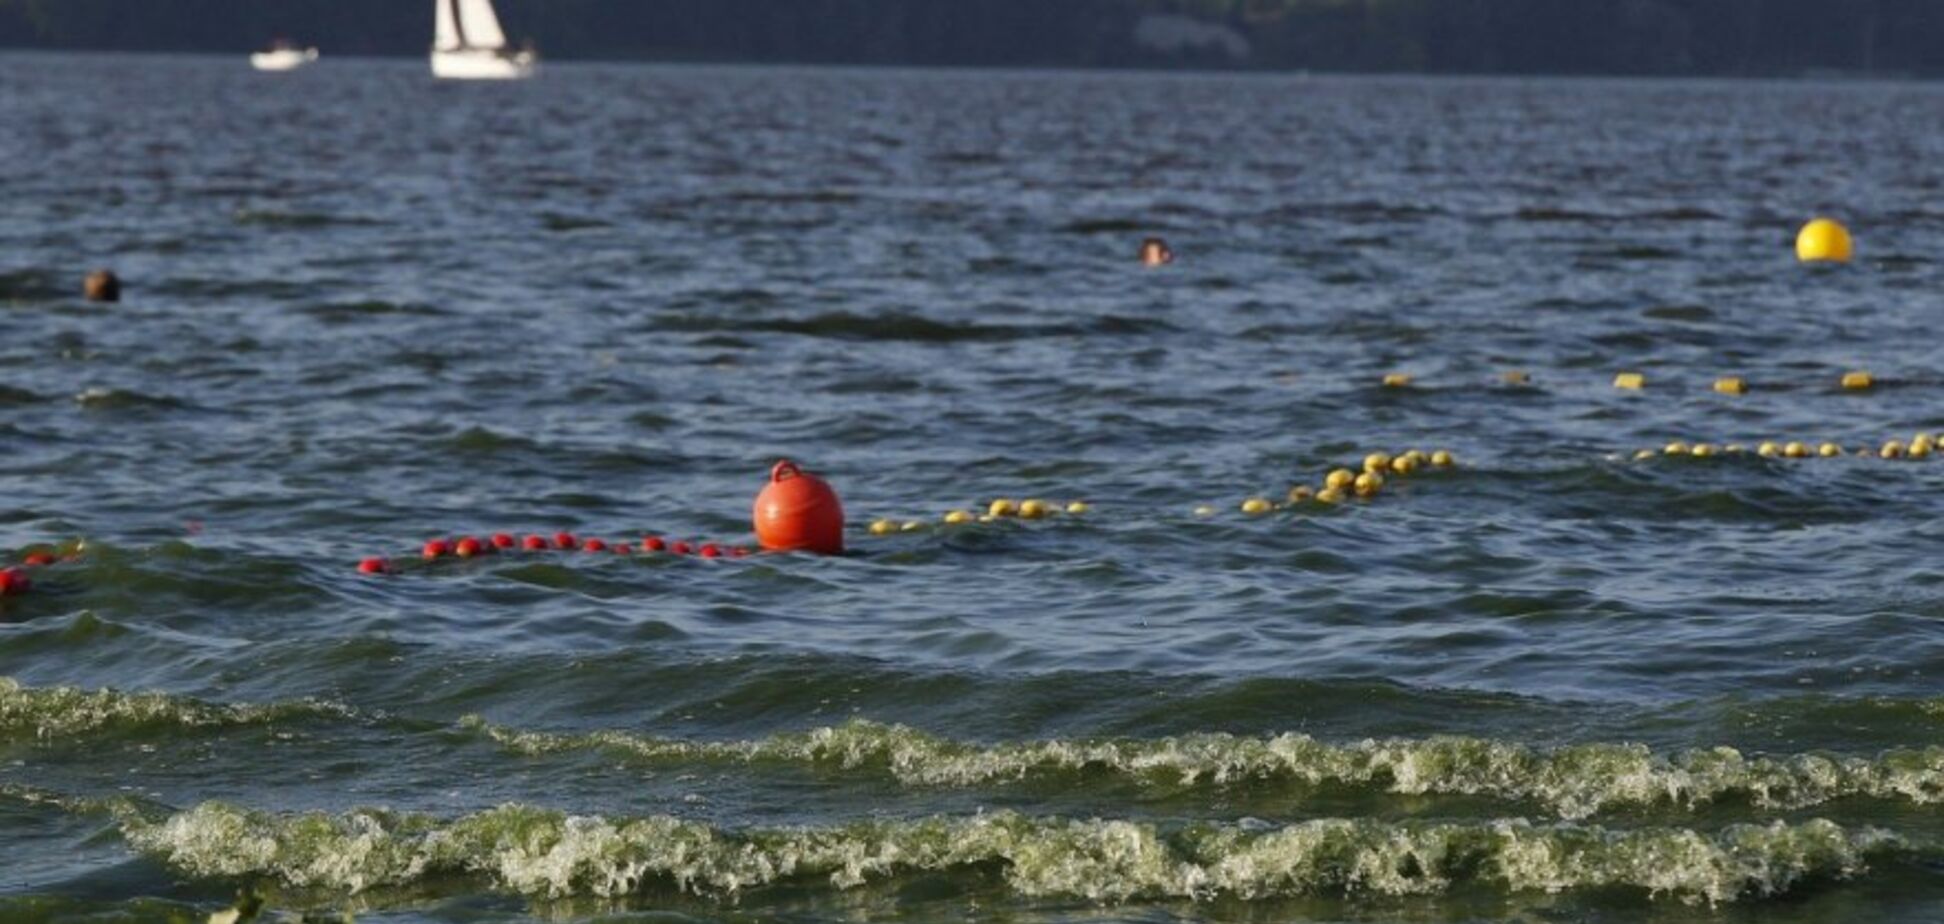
[1,53,1942,923]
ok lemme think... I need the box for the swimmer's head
[1139,237,1173,267]
[83,269,120,303]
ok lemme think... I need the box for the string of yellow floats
[863,427,1944,534]
[1622,432,1941,462]
[865,448,1458,532]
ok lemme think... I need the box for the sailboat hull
[430,47,536,80]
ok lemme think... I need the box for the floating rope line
[867,499,1092,536]
[1216,447,1458,518]
[1368,369,1909,394]
[356,530,753,575]
[1,541,89,598]
[1619,432,1941,463]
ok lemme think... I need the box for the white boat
[250,43,318,72]
[432,0,536,80]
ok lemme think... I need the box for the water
[2,53,1943,922]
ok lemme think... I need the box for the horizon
[4,46,1939,86]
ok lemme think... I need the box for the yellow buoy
[1065,501,1091,515]
[1019,499,1050,520]
[1691,443,1718,458]
[869,519,896,536]
[1910,440,1933,460]
[1316,487,1346,504]
[1325,469,1357,491]
[1633,449,1655,461]
[1783,442,1809,458]
[1841,371,1874,390]
[1663,441,1690,456]
[1390,455,1418,476]
[1795,217,1853,264]
[1714,377,1748,395]
[1354,472,1385,497]
[1501,370,1531,385]
[1193,505,1216,518]
[1818,442,1843,458]
[1881,440,1906,459]
[943,510,973,525]
[1757,442,1781,457]
[1382,373,1413,388]
[1287,485,1315,504]
[1430,450,1455,467]
[1242,498,1273,516]
[1725,444,1747,454]
[1363,452,1392,474]
[1614,373,1645,391]
[1403,450,1428,465]
[988,498,1018,518]
[901,521,926,532]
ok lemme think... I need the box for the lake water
[2,53,1942,923]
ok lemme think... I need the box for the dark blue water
[2,53,1942,923]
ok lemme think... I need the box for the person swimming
[1139,237,1174,267]
[83,269,120,302]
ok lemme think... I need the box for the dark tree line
[1,0,1939,76]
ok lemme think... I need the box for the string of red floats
[0,549,62,597]
[356,530,755,575]
[359,459,847,575]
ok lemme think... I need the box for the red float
[752,459,845,555]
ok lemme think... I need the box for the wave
[121,801,1900,903]
[301,300,442,322]
[0,268,71,302]
[71,387,195,412]
[233,210,381,229]
[0,677,353,745]
[654,311,1176,343]
[4,678,1937,820]
[0,384,45,405]
[470,718,1944,820]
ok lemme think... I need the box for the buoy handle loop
[771,460,803,483]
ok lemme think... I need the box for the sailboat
[251,39,319,72]
[431,0,537,80]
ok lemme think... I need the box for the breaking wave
[123,802,1900,904]
[471,717,1944,820]
[0,677,355,744]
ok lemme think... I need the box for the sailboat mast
[448,0,469,49]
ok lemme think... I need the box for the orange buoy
[753,459,845,555]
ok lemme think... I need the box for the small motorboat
[251,41,319,72]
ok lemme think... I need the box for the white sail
[430,0,535,80]
[456,0,509,49]
[434,0,461,50]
